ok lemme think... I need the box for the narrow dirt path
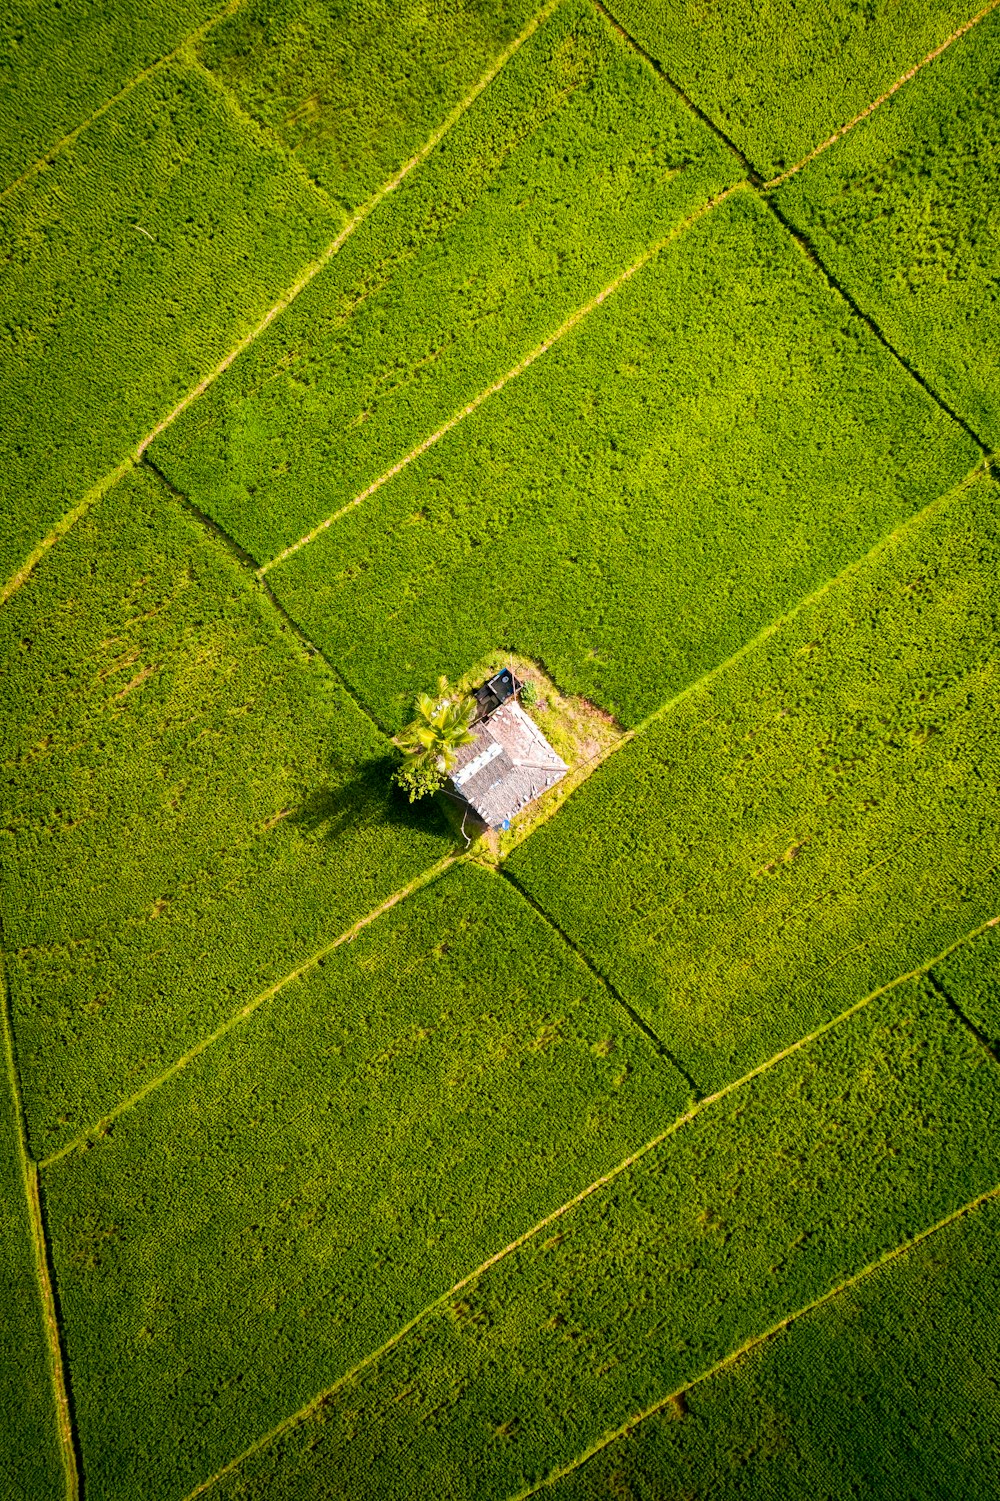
[764,0,1000,190]
[1,969,79,1499]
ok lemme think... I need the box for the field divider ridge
[141,454,394,736]
[765,200,990,455]
[590,0,759,180]
[177,916,995,1501]
[763,0,1000,191]
[495,865,695,1085]
[506,1177,1000,1499]
[925,956,1000,1067]
[0,944,80,1498]
[37,856,460,1171]
[0,0,560,612]
[180,50,344,221]
[256,181,746,575]
[0,0,247,204]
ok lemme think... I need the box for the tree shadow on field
[291,754,449,844]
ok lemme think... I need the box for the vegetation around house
[2,0,999,1496]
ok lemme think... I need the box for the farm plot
[199,0,541,211]
[151,0,741,564]
[507,469,1000,1095]
[264,187,976,730]
[548,1185,1000,1500]
[774,4,1000,449]
[0,974,63,1496]
[196,979,1000,1500]
[931,924,1000,1054]
[0,57,337,591]
[603,0,977,180]
[0,0,225,189]
[42,861,686,1501]
[0,464,451,1162]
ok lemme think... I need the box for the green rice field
[2,0,998,1496]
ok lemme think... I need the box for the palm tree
[394,677,477,800]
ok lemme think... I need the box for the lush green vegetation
[44,861,684,1499]
[197,981,1000,1498]
[508,471,1000,1093]
[775,5,1000,448]
[4,0,1000,1494]
[0,465,451,1160]
[0,975,63,1497]
[266,188,975,729]
[549,1187,1000,1499]
[0,57,337,587]
[152,0,741,563]
[199,0,540,210]
[606,0,974,178]
[0,0,223,187]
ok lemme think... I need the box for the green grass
[197,979,1000,1498]
[0,971,63,1498]
[265,187,976,730]
[42,861,684,1501]
[199,0,541,211]
[604,0,974,179]
[507,469,1000,1094]
[549,1189,1000,1500]
[0,464,452,1161]
[151,0,741,563]
[0,0,224,188]
[774,5,1000,448]
[0,57,337,588]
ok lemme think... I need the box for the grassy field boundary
[508,1177,1000,1499]
[38,856,460,1171]
[762,0,1000,191]
[0,0,560,614]
[0,458,134,608]
[0,954,79,1498]
[0,0,247,204]
[258,181,746,574]
[177,916,996,1501]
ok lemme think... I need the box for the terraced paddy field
[1,1,998,1496]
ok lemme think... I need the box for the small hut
[448,672,567,829]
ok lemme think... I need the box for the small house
[449,671,568,829]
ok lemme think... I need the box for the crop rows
[0,57,338,589]
[152,0,741,564]
[187,979,1000,1499]
[198,0,543,212]
[606,0,977,179]
[262,187,975,730]
[42,861,684,1500]
[0,0,227,189]
[549,1187,1000,1500]
[774,3,1000,449]
[507,469,1000,1093]
[0,465,452,1159]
